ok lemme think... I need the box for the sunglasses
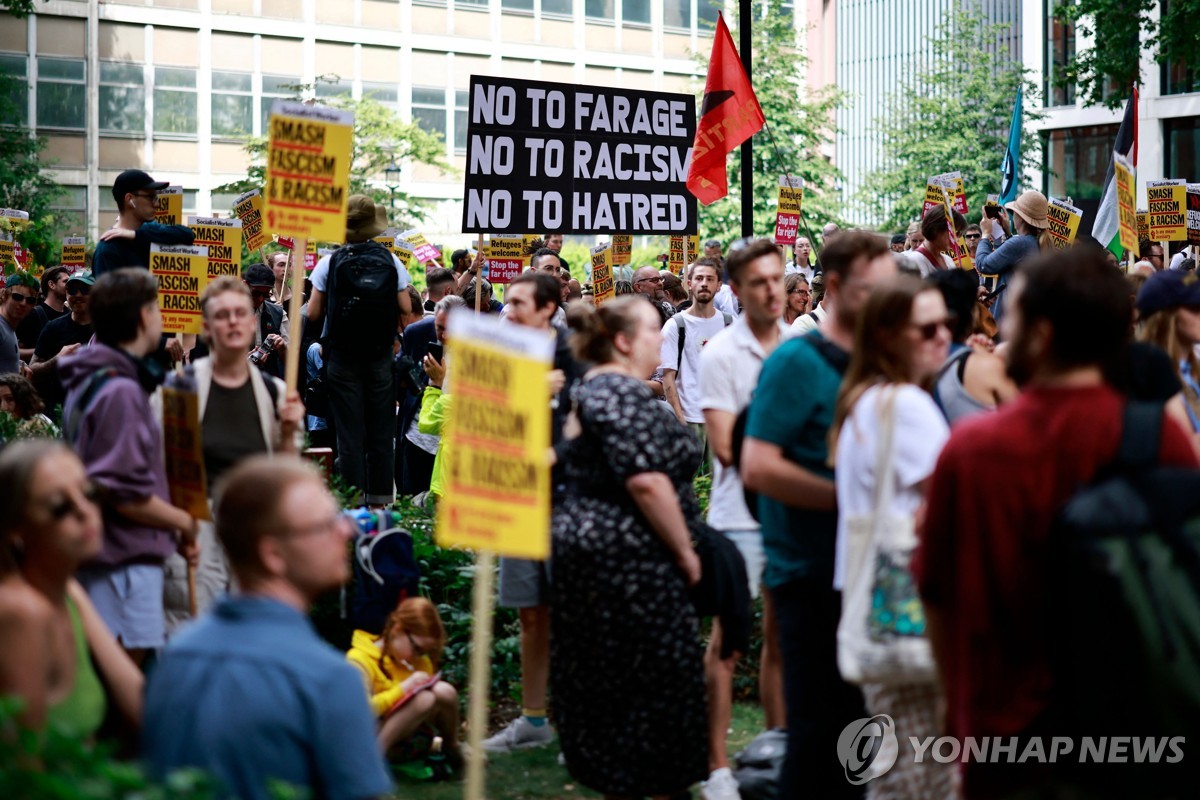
[964,233,982,240]
[10,293,37,306]
[45,483,102,521]
[912,319,950,340]
[67,285,90,296]
[249,288,272,298]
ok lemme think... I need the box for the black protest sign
[462,76,697,236]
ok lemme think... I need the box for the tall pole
[739,0,753,238]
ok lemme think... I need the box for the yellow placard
[932,171,968,215]
[775,176,804,246]
[1137,210,1150,243]
[591,244,615,304]
[264,101,354,242]
[161,382,211,521]
[151,243,208,334]
[923,181,950,216]
[436,312,553,559]
[233,189,269,252]
[486,236,524,284]
[61,237,87,270]
[1115,155,1138,257]
[155,186,184,226]
[0,233,13,272]
[1045,198,1083,250]
[687,235,700,263]
[611,234,633,266]
[1187,183,1200,247]
[668,236,686,276]
[1147,180,1187,242]
[188,216,243,279]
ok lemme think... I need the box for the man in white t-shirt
[695,239,793,800]
[661,260,731,456]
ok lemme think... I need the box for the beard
[1005,329,1036,387]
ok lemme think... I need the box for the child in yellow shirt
[346,597,462,760]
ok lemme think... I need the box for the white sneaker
[481,716,554,754]
[701,767,741,800]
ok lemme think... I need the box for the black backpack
[325,241,399,361]
[344,508,420,636]
[1051,402,1200,793]
[673,311,733,379]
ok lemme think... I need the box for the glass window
[99,62,146,133]
[212,70,253,138]
[363,81,398,106]
[51,186,88,235]
[698,0,720,28]
[315,78,351,98]
[453,89,468,152]
[664,0,690,29]
[1165,117,1200,182]
[623,0,650,24]
[542,0,572,15]
[1042,124,1117,228]
[412,86,446,140]
[586,0,614,21]
[457,0,487,6]
[0,53,28,126]
[153,66,197,135]
[261,74,298,135]
[36,57,85,129]
[1044,0,1075,106]
[502,0,533,10]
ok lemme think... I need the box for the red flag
[686,14,765,206]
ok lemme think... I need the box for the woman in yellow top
[0,441,144,741]
[346,597,463,759]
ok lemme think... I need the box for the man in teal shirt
[743,230,897,798]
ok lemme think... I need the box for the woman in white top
[830,275,955,799]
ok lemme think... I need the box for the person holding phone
[415,295,463,508]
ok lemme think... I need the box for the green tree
[0,1,39,16]
[0,74,66,268]
[214,82,453,229]
[1053,0,1200,110]
[858,4,1043,232]
[695,0,845,243]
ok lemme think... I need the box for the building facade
[1,0,718,242]
[1034,0,1200,230]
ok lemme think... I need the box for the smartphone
[984,205,1001,219]
[427,342,444,363]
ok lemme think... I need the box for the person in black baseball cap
[92,169,195,279]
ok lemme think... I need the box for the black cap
[112,169,169,205]
[244,264,276,287]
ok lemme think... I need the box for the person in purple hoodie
[59,268,199,662]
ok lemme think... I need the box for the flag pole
[739,0,753,239]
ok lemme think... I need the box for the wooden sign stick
[284,241,306,392]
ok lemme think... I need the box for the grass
[393,702,767,799]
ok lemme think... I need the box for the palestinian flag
[1092,87,1139,257]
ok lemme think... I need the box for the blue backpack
[344,508,420,635]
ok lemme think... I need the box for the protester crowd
[3,167,1200,800]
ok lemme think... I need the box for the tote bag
[837,386,936,686]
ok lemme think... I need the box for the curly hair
[0,373,45,419]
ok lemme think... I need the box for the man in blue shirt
[144,456,391,800]
[92,169,195,277]
[742,230,896,799]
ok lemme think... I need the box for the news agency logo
[837,714,899,785]
[836,716,1188,785]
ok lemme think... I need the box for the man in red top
[914,247,1199,798]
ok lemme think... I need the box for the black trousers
[773,574,868,799]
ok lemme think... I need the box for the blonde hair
[1137,308,1200,419]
